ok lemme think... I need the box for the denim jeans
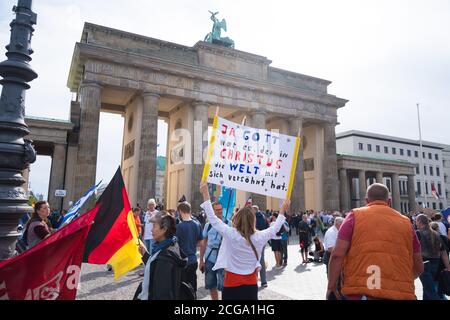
[259,244,267,284]
[419,259,440,300]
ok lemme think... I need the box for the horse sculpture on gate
[204,11,235,48]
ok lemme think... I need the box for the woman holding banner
[200,182,290,300]
[23,201,56,249]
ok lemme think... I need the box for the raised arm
[199,183,231,237]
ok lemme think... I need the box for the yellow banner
[286,136,301,200]
[201,115,219,183]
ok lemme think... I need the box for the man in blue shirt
[199,201,225,300]
[176,201,203,292]
[254,205,269,287]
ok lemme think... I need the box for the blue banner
[58,180,102,227]
[442,207,450,223]
[219,186,236,223]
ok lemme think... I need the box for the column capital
[192,100,211,108]
[323,120,338,128]
[290,115,304,121]
[250,108,267,116]
[288,116,304,125]
[142,91,160,99]
[79,81,102,90]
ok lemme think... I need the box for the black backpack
[276,224,286,237]
[179,281,196,300]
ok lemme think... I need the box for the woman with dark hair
[200,182,290,300]
[298,214,311,264]
[430,222,450,299]
[416,214,450,300]
[134,211,190,300]
[309,236,325,263]
[23,201,55,249]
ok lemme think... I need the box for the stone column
[250,110,267,211]
[376,171,383,184]
[358,170,366,207]
[288,117,305,213]
[407,174,416,213]
[392,173,401,211]
[48,143,67,211]
[73,82,102,202]
[339,168,350,212]
[136,92,159,208]
[191,101,209,212]
[323,123,340,211]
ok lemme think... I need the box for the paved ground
[77,233,426,300]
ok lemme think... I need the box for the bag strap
[248,238,259,262]
[204,225,222,263]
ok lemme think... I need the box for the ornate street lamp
[0,0,37,260]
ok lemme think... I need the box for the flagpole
[417,103,428,207]
[224,115,247,222]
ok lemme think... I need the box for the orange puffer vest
[341,201,415,300]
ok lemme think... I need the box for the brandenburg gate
[65,22,347,212]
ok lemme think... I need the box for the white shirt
[143,210,158,240]
[323,225,339,251]
[201,200,285,275]
[270,221,282,240]
[437,221,447,237]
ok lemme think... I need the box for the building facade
[337,130,448,211]
[441,146,450,207]
[64,22,347,213]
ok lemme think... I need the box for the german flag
[83,167,142,280]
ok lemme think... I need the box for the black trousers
[181,262,198,292]
[323,250,331,276]
[222,285,258,300]
[281,240,288,263]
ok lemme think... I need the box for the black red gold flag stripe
[83,167,141,279]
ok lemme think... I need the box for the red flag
[0,213,91,300]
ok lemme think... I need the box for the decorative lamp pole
[0,0,37,260]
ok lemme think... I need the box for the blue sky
[1,0,449,200]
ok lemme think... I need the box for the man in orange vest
[326,183,424,300]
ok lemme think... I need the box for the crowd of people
[15,182,450,301]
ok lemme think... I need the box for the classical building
[25,22,349,213]
[64,22,348,213]
[337,130,448,211]
[24,115,75,211]
[337,154,416,214]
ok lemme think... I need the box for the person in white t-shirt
[199,182,289,300]
[323,216,344,276]
[270,214,283,269]
[143,198,159,251]
[433,213,448,237]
